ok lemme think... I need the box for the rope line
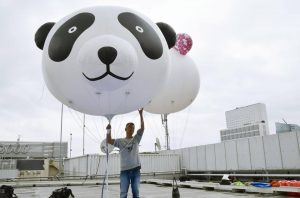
[67,108,100,144]
[179,107,192,148]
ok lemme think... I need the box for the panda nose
[98,47,118,65]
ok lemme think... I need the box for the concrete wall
[161,131,300,172]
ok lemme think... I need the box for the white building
[0,141,68,179]
[220,103,269,141]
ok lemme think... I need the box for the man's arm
[139,108,144,131]
[106,124,115,145]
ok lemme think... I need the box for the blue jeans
[120,168,140,198]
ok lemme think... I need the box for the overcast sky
[1,0,300,157]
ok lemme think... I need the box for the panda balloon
[145,49,200,114]
[35,6,176,117]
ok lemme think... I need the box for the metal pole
[165,114,170,150]
[83,114,85,155]
[162,114,170,150]
[70,133,72,158]
[59,103,63,175]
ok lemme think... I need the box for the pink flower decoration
[174,33,193,55]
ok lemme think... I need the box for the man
[106,109,144,198]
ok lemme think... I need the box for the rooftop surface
[11,183,287,198]
[0,180,285,198]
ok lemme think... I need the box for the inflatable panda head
[35,6,176,116]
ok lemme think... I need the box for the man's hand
[106,124,114,145]
[106,124,111,134]
[138,108,144,131]
[138,108,143,115]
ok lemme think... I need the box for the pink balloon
[174,33,193,55]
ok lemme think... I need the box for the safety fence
[64,153,180,176]
[161,131,300,172]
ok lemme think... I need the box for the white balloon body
[41,6,170,116]
[100,139,115,154]
[145,49,200,114]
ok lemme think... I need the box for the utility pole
[83,114,85,155]
[69,133,72,158]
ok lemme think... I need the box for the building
[276,122,300,134]
[0,141,67,179]
[220,103,269,141]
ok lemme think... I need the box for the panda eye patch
[48,12,95,62]
[118,12,163,60]
[68,26,77,34]
[135,26,144,33]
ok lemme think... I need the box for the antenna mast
[282,118,288,124]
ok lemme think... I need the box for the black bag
[220,179,231,185]
[172,177,180,198]
[0,185,17,198]
[49,187,75,198]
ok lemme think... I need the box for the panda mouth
[83,71,133,81]
[82,64,134,81]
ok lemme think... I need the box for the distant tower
[220,103,269,141]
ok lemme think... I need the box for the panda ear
[156,22,176,49]
[35,22,55,50]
